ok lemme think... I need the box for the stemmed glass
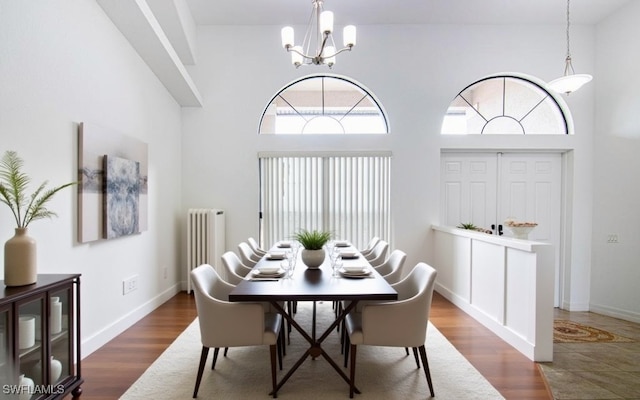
[285,250,296,278]
[330,245,342,277]
[280,260,291,279]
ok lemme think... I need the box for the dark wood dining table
[228,245,397,397]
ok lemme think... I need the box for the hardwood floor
[77,291,551,399]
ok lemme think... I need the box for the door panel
[441,153,497,231]
[441,152,562,306]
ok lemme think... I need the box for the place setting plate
[339,265,372,278]
[249,267,285,280]
[265,251,287,260]
[339,250,359,259]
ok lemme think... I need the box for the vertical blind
[259,153,391,250]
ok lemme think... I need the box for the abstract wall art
[104,155,140,238]
[78,122,148,242]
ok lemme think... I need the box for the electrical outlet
[606,234,619,243]
[123,275,138,295]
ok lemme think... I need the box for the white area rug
[120,301,504,399]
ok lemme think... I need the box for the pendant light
[548,0,592,94]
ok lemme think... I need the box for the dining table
[228,241,397,397]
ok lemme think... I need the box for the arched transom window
[441,75,568,135]
[259,74,388,134]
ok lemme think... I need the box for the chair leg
[418,345,435,397]
[405,347,409,355]
[343,334,350,368]
[280,319,287,356]
[223,347,229,357]
[277,329,283,371]
[193,346,209,398]
[412,347,420,368]
[211,347,220,370]
[270,344,278,398]
[349,344,357,399]
[287,301,293,344]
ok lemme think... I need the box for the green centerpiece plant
[0,150,77,286]
[292,229,332,268]
[293,229,332,250]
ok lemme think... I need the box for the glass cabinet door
[18,297,44,397]
[0,307,12,388]
[49,288,71,385]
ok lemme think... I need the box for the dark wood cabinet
[1,274,82,399]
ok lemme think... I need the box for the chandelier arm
[287,46,317,61]
[321,45,353,59]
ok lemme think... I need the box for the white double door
[441,152,562,306]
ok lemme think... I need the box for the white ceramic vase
[50,297,62,334]
[4,228,37,287]
[33,356,63,383]
[301,249,325,269]
[18,315,36,349]
[19,374,34,400]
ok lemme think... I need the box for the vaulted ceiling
[96,0,632,106]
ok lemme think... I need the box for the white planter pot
[301,249,325,269]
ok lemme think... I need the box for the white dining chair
[237,242,260,267]
[220,251,252,284]
[248,237,268,257]
[190,264,282,398]
[374,249,407,285]
[364,240,388,267]
[344,262,437,398]
[220,252,289,355]
[359,236,380,258]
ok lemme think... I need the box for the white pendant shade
[548,73,593,95]
[281,27,294,48]
[323,45,336,66]
[320,11,334,34]
[343,25,356,47]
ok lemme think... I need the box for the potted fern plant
[0,150,76,286]
[292,229,332,269]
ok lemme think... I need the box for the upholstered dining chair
[337,249,405,315]
[220,252,289,354]
[190,264,282,398]
[374,249,407,285]
[344,262,437,398]
[220,251,253,284]
[237,242,260,267]
[359,236,380,258]
[247,237,268,257]
[364,240,388,267]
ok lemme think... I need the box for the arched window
[441,75,568,135]
[259,74,388,134]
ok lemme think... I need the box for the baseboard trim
[80,284,181,358]
[589,303,640,324]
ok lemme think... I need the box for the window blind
[259,154,391,250]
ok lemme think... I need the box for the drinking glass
[333,260,343,277]
[280,260,291,279]
[286,251,296,278]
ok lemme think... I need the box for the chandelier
[548,0,592,94]
[280,0,356,68]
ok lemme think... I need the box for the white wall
[591,1,640,322]
[0,0,184,355]
[182,23,597,311]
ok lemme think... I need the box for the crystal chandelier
[548,0,593,94]
[280,0,356,68]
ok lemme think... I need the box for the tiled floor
[539,309,640,399]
